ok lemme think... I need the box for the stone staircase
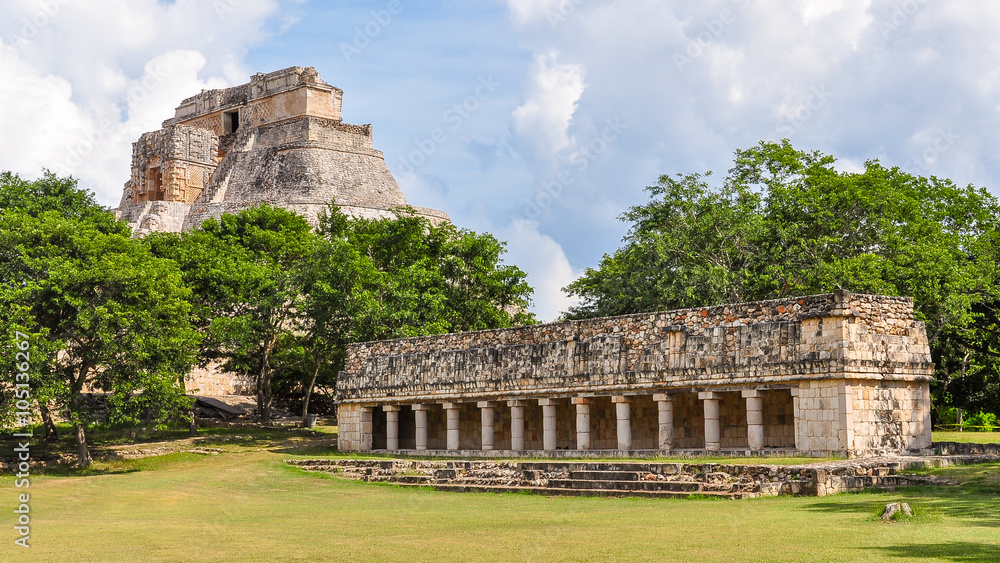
[286,459,808,499]
[545,469,737,498]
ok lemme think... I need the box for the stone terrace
[289,445,998,499]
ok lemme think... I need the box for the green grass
[3,430,1000,561]
[932,431,1000,444]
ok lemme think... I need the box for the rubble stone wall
[183,361,252,396]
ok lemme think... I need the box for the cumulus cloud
[501,219,580,322]
[0,0,284,205]
[510,51,585,164]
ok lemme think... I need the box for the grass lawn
[1,428,999,562]
[932,431,1000,444]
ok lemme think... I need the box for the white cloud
[501,219,580,322]
[0,0,283,205]
[0,43,94,179]
[505,0,564,26]
[510,51,585,162]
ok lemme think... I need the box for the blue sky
[3,0,1000,320]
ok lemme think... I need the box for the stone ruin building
[114,66,448,236]
[337,291,934,457]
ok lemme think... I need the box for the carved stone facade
[114,66,448,237]
[337,291,935,457]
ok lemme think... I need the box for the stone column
[384,405,400,451]
[443,402,460,451]
[613,396,632,451]
[653,393,674,451]
[412,404,429,451]
[477,401,496,451]
[360,406,373,451]
[508,400,525,451]
[571,397,591,450]
[538,398,558,451]
[742,390,764,451]
[790,388,802,451]
[699,392,721,451]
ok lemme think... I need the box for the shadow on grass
[28,465,142,478]
[872,541,1000,561]
[26,452,212,478]
[802,469,1000,529]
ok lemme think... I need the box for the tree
[565,141,1000,416]
[151,205,318,422]
[0,173,201,465]
[286,206,536,423]
[334,207,535,338]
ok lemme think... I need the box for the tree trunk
[74,423,91,467]
[301,354,322,427]
[257,336,277,423]
[70,363,93,466]
[261,375,272,423]
[40,403,59,442]
[189,407,198,435]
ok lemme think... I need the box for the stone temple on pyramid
[114,66,448,234]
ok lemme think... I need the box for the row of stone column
[376,389,773,452]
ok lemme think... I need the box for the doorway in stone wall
[147,166,163,200]
[224,110,240,134]
[371,406,386,450]
[398,405,416,449]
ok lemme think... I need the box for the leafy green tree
[1,174,201,465]
[336,207,535,338]
[0,170,125,234]
[151,205,318,422]
[565,141,1000,415]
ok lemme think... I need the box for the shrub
[963,411,999,432]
